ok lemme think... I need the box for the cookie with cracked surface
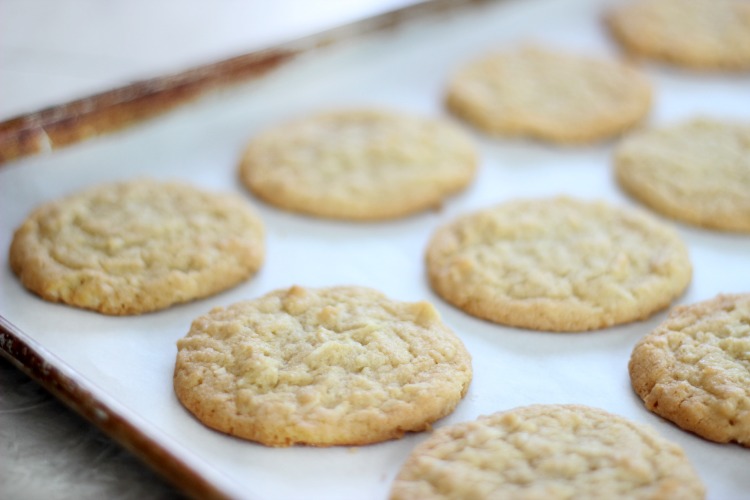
[630,293,750,446]
[426,197,691,331]
[615,119,750,233]
[607,0,750,71]
[445,46,651,144]
[9,179,265,315]
[238,109,477,220]
[390,404,705,500]
[173,285,473,446]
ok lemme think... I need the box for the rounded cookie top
[426,197,691,331]
[173,285,472,447]
[444,46,651,144]
[615,119,750,233]
[9,179,265,315]
[629,293,750,446]
[607,0,750,71]
[390,404,705,500]
[238,109,477,220]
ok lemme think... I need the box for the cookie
[615,119,750,233]
[238,109,477,220]
[607,0,750,71]
[629,293,750,446]
[391,404,705,500]
[173,285,472,447]
[426,197,691,332]
[9,179,265,315]
[445,46,651,144]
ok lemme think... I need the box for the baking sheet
[1,0,749,498]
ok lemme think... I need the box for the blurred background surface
[0,0,416,119]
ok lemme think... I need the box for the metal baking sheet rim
[0,0,483,166]
[0,315,232,500]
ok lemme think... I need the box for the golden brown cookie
[173,285,472,447]
[607,0,750,71]
[615,118,750,232]
[238,109,477,220]
[391,404,705,500]
[9,179,265,315]
[426,197,692,331]
[630,293,750,446]
[445,46,652,144]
